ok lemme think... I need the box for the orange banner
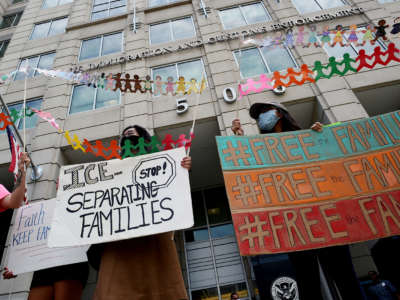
[224,146,400,210]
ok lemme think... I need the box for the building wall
[0,0,399,298]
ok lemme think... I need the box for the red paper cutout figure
[370,46,388,68]
[383,43,400,64]
[356,49,375,71]
[161,134,176,150]
[0,113,12,130]
[175,132,195,150]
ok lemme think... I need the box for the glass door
[184,187,251,300]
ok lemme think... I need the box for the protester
[2,152,30,280]
[231,102,365,300]
[2,153,89,300]
[88,125,191,300]
[367,271,400,300]
[0,152,29,211]
[231,292,239,300]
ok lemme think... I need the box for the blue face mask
[257,109,280,131]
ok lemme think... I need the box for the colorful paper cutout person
[154,75,163,96]
[374,19,389,42]
[296,26,305,46]
[360,25,375,46]
[320,25,332,47]
[391,17,400,35]
[165,77,175,96]
[143,75,153,94]
[347,25,359,46]
[331,25,346,47]
[304,25,320,48]
[176,76,187,95]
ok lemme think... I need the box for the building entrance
[184,187,251,300]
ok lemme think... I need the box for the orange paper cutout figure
[0,113,12,130]
[271,71,289,89]
[284,65,316,86]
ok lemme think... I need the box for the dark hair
[119,125,152,156]
[231,292,239,299]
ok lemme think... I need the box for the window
[151,59,206,94]
[292,0,346,14]
[30,17,68,40]
[149,0,180,8]
[219,2,271,30]
[42,0,73,9]
[0,12,22,29]
[320,26,385,58]
[2,98,43,130]
[14,53,55,81]
[150,17,195,45]
[69,85,120,114]
[0,40,10,58]
[91,0,126,21]
[234,46,297,78]
[79,32,122,61]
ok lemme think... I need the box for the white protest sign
[7,199,88,275]
[48,147,194,247]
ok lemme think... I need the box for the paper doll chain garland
[243,20,398,49]
[1,43,399,158]
[0,67,207,96]
[0,107,195,160]
[238,43,400,98]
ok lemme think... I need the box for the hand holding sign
[48,148,194,247]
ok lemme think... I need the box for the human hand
[231,119,244,136]
[3,267,17,279]
[181,156,192,170]
[311,122,323,132]
[18,152,30,173]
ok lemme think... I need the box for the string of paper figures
[0,40,398,158]
[238,43,400,99]
[243,19,400,49]
[0,67,207,96]
[0,108,195,160]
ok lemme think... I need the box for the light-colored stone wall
[0,0,399,298]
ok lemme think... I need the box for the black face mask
[128,135,140,145]
[121,135,140,147]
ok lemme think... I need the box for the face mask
[128,135,140,145]
[257,109,280,131]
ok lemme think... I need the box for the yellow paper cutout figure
[176,76,186,95]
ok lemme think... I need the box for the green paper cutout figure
[337,53,358,75]
[313,61,331,81]
[24,107,35,117]
[121,139,137,159]
[133,137,148,156]
[9,108,21,123]
[144,136,161,153]
[326,57,343,77]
